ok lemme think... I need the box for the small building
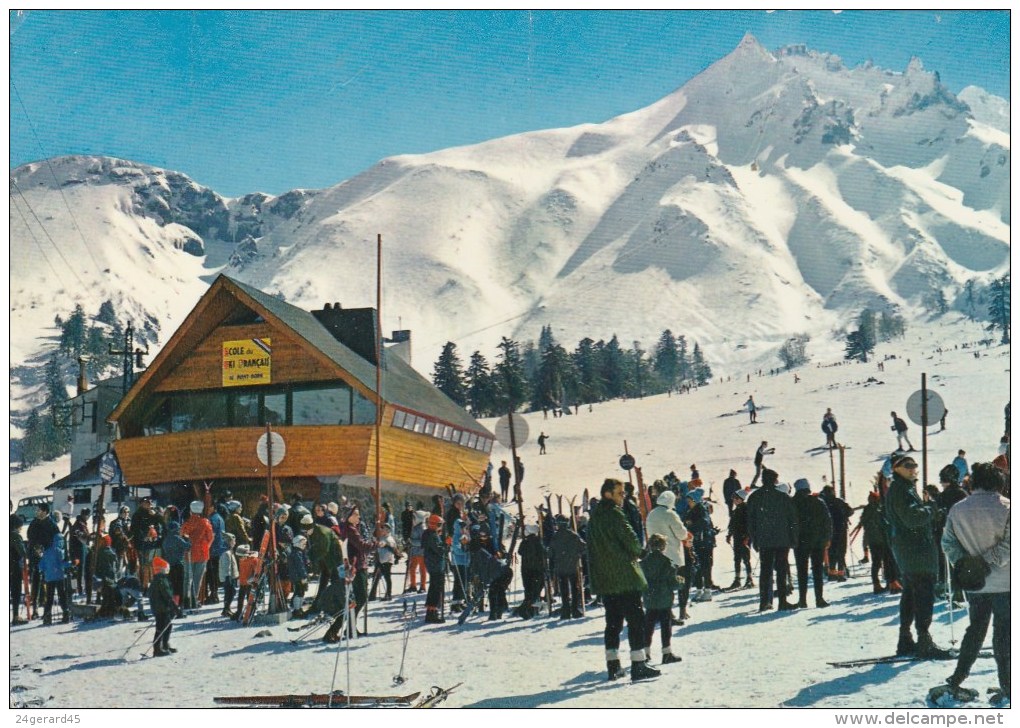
[47,367,150,518]
[107,275,493,513]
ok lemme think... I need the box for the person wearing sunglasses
[885,454,950,659]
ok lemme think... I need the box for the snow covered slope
[8,315,1010,711]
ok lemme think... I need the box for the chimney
[386,330,412,366]
[311,304,379,364]
[76,355,91,395]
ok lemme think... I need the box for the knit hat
[793,478,811,492]
[300,514,314,526]
[293,535,308,549]
[656,490,676,509]
[327,502,339,515]
[189,500,204,514]
[226,500,242,512]
[152,556,170,574]
[686,488,704,504]
[235,544,250,556]
[733,489,749,502]
[427,514,444,529]
[223,532,236,544]
[274,505,289,519]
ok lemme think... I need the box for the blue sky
[9,10,1010,197]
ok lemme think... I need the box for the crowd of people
[9,428,1010,701]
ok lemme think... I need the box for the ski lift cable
[10,195,71,291]
[11,77,106,278]
[10,183,86,290]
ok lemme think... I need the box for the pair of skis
[212,683,463,708]
[828,650,991,669]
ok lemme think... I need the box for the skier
[498,461,512,502]
[180,500,213,609]
[725,489,754,589]
[820,486,853,581]
[405,511,427,594]
[792,479,832,608]
[622,482,645,546]
[890,411,915,452]
[885,454,950,659]
[951,450,969,484]
[857,490,897,594]
[722,469,742,516]
[422,514,447,624]
[588,478,660,682]
[148,556,176,657]
[640,534,683,665]
[822,408,839,449]
[746,468,798,613]
[287,534,310,613]
[219,532,238,618]
[10,513,28,625]
[548,515,585,619]
[941,462,1011,705]
[750,441,774,488]
[538,432,549,455]
[745,395,758,423]
[338,505,370,627]
[516,525,546,618]
[684,488,718,600]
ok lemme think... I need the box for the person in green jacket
[95,534,119,618]
[148,556,176,657]
[640,534,682,665]
[588,478,659,683]
[885,454,950,659]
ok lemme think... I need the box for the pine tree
[95,299,119,326]
[598,336,628,399]
[878,310,906,341]
[986,274,1010,344]
[58,303,88,359]
[494,337,528,412]
[844,330,870,363]
[465,351,496,418]
[963,279,978,320]
[653,329,679,392]
[676,335,691,385]
[572,337,603,405]
[858,309,877,354]
[924,289,949,316]
[431,342,467,407]
[533,342,575,411]
[691,342,712,385]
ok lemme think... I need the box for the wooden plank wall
[154,323,339,393]
[115,423,488,491]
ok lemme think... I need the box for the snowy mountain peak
[8,37,1011,436]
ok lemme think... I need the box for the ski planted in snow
[213,690,421,707]
[413,683,463,708]
[241,530,273,625]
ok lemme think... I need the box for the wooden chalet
[107,275,493,511]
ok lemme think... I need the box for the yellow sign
[222,338,272,387]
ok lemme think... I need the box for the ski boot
[661,651,682,665]
[896,632,917,657]
[726,579,741,590]
[816,597,830,608]
[630,660,661,682]
[743,577,754,589]
[606,659,625,681]
[916,632,951,660]
[795,597,808,609]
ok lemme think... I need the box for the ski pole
[139,619,174,658]
[121,622,153,660]
[945,553,956,648]
[289,610,337,644]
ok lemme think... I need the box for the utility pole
[108,322,149,395]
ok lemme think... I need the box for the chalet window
[413,416,425,434]
[172,391,228,432]
[350,389,376,425]
[448,429,459,442]
[292,385,349,426]
[467,433,478,448]
[233,391,261,427]
[263,391,287,426]
[143,399,172,435]
[392,410,407,428]
[424,420,436,436]
[73,487,92,505]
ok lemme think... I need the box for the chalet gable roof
[108,275,489,438]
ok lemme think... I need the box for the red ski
[242,531,272,625]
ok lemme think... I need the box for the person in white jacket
[941,462,1010,703]
[645,490,691,620]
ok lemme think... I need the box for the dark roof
[47,454,105,491]
[226,277,489,437]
